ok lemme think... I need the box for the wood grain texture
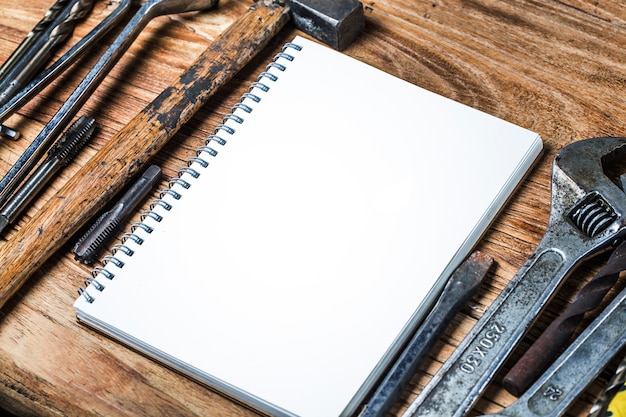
[0,0,289,308]
[0,0,625,416]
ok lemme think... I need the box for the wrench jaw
[403,137,626,417]
[551,137,626,263]
[521,137,626,315]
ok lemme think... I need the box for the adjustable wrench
[402,136,626,417]
[478,274,626,417]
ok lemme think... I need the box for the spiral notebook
[73,36,542,417]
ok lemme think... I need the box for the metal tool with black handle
[361,251,493,417]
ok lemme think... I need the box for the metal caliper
[402,136,626,417]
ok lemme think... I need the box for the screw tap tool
[0,115,96,234]
[0,0,364,312]
[73,164,162,264]
[402,136,626,417]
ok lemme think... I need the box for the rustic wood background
[0,0,625,416]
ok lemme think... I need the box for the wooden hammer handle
[0,1,290,308]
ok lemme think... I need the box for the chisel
[361,251,493,417]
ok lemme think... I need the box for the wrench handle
[403,233,575,417]
[0,1,290,309]
[485,285,626,417]
[502,239,626,396]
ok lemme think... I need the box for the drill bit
[0,0,70,82]
[0,115,96,234]
[0,0,93,140]
[502,239,626,396]
[73,164,161,264]
[0,0,94,108]
[0,0,132,126]
[589,354,626,417]
[0,0,217,214]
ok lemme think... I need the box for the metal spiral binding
[78,41,303,303]
[121,231,144,245]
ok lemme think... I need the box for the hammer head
[287,0,365,50]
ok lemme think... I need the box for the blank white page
[75,36,542,417]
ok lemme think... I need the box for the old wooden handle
[0,1,290,309]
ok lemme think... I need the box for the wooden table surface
[0,0,625,416]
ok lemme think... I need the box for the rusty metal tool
[477,280,626,417]
[0,0,364,308]
[0,0,88,82]
[0,0,68,82]
[360,251,493,417]
[73,164,161,264]
[503,239,626,396]
[0,0,132,125]
[0,0,94,109]
[401,137,626,417]
[0,0,94,140]
[288,0,364,50]
[0,115,96,234]
[0,0,219,213]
